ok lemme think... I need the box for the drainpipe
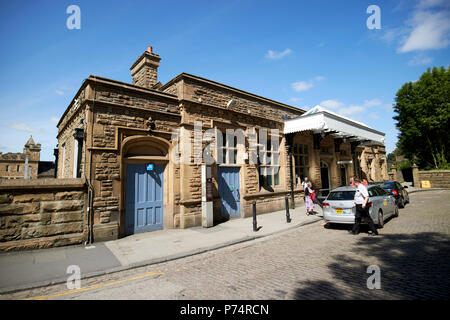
[85,80,96,245]
[286,133,295,209]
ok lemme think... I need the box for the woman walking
[303,180,315,215]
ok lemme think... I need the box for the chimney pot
[147,46,152,53]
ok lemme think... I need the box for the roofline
[57,75,178,127]
[285,108,385,137]
[161,72,306,115]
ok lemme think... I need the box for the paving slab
[0,243,121,293]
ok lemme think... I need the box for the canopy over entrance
[284,105,385,145]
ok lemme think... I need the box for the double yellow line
[25,270,164,300]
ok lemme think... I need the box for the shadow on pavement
[293,232,450,299]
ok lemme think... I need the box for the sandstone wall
[417,170,450,188]
[183,77,303,122]
[0,178,87,251]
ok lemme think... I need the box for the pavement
[0,203,322,294]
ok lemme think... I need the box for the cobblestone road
[2,190,450,300]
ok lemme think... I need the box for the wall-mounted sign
[146,163,154,171]
[421,180,431,188]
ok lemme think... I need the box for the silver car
[322,185,399,227]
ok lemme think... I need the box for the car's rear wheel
[377,210,384,228]
[399,196,405,208]
[394,205,399,217]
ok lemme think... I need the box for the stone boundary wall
[0,178,87,251]
[417,170,450,188]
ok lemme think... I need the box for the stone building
[56,46,388,242]
[0,137,41,180]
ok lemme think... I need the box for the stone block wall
[183,78,303,122]
[0,178,87,251]
[417,170,450,188]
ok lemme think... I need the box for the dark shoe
[368,232,379,236]
[348,230,356,235]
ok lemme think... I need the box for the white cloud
[289,97,303,103]
[292,81,313,92]
[8,122,35,134]
[398,3,450,52]
[368,112,380,120]
[291,76,325,92]
[338,105,365,115]
[265,48,292,60]
[408,54,433,65]
[55,90,64,96]
[417,0,447,9]
[320,99,344,109]
[50,117,59,124]
[362,99,382,107]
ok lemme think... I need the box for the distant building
[0,137,55,179]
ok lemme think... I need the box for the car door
[379,186,395,216]
[368,187,380,222]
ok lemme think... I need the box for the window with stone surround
[222,134,237,164]
[259,136,280,190]
[217,129,244,165]
[294,143,309,185]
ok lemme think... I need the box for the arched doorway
[121,136,171,236]
[320,161,330,189]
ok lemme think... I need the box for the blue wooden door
[126,164,164,235]
[218,167,241,219]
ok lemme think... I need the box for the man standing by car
[349,178,379,236]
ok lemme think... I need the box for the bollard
[285,196,291,223]
[252,201,258,231]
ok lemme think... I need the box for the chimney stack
[130,46,161,89]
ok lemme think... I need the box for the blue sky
[0,0,449,160]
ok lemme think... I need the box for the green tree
[393,66,450,169]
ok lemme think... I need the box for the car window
[327,191,355,201]
[368,188,378,197]
[375,186,387,196]
[380,182,394,190]
[395,182,402,190]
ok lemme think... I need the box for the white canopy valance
[284,105,385,145]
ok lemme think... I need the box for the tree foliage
[393,66,450,169]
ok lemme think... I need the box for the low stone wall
[417,170,450,188]
[0,178,87,251]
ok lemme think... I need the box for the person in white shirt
[301,177,310,189]
[349,178,379,236]
[302,177,314,215]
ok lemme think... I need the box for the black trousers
[352,204,378,234]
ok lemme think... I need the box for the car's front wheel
[378,210,384,228]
